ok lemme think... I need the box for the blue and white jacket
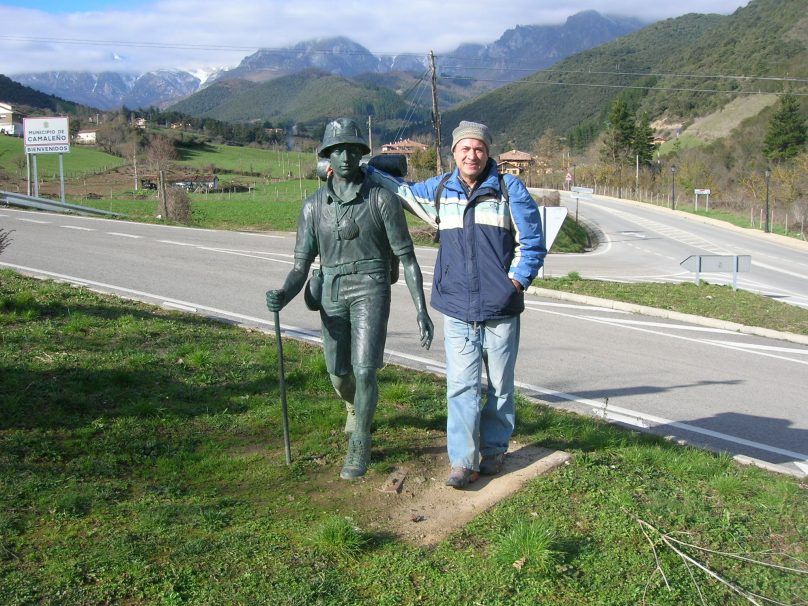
[367,159,546,322]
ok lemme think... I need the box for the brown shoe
[479,453,506,476]
[445,467,480,488]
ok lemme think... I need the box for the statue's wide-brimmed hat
[317,118,370,158]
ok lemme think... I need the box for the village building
[497,149,534,176]
[0,102,23,136]
[140,174,219,192]
[379,138,429,156]
[75,130,97,145]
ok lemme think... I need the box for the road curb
[527,286,808,346]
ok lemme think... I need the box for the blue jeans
[443,315,520,470]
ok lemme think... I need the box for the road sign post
[680,254,751,290]
[23,116,70,202]
[694,188,711,212]
[571,186,593,224]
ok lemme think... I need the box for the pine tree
[600,98,635,167]
[763,93,807,162]
[632,113,656,166]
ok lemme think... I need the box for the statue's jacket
[367,160,546,322]
[293,178,415,302]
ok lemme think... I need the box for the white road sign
[680,255,751,273]
[24,117,70,155]
[571,186,594,199]
[541,206,568,250]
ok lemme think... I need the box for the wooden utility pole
[429,51,443,174]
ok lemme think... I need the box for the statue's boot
[344,403,356,434]
[340,432,370,480]
[329,373,356,434]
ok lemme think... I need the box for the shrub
[166,188,191,224]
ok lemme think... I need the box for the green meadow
[1,271,805,606]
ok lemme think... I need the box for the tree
[409,147,437,180]
[632,113,656,167]
[763,93,807,162]
[600,98,635,168]
[533,128,565,173]
[146,134,177,173]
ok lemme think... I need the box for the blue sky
[5,0,120,10]
[1,0,751,76]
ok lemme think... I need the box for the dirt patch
[312,439,571,546]
[684,94,779,142]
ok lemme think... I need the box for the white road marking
[19,218,50,224]
[517,380,808,477]
[525,301,630,314]
[158,240,196,246]
[107,232,142,239]
[584,317,745,334]
[527,306,808,366]
[703,340,808,355]
[163,302,197,313]
[61,225,94,231]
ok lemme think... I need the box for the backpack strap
[432,173,452,243]
[498,173,510,203]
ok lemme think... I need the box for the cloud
[0,0,749,75]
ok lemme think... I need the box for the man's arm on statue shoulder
[365,165,439,229]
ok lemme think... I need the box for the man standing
[266,118,434,480]
[367,121,546,488]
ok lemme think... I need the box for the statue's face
[328,144,364,179]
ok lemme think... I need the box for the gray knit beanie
[451,120,492,151]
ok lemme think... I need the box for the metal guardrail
[0,191,127,217]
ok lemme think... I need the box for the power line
[441,64,808,84]
[439,74,808,96]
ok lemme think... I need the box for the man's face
[328,144,364,179]
[452,138,489,185]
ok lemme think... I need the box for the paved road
[535,189,808,309]
[1,205,806,478]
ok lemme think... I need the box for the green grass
[1,270,806,605]
[539,272,808,335]
[0,135,126,180]
[174,140,316,179]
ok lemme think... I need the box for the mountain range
[8,11,643,111]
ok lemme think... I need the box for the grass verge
[539,272,808,336]
[1,270,806,605]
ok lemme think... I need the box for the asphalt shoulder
[528,286,808,347]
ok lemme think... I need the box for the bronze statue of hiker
[266,117,434,480]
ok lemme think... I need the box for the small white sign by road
[571,186,594,199]
[680,254,751,290]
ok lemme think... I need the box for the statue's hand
[266,289,287,312]
[417,310,434,350]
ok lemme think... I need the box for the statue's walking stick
[273,310,292,465]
